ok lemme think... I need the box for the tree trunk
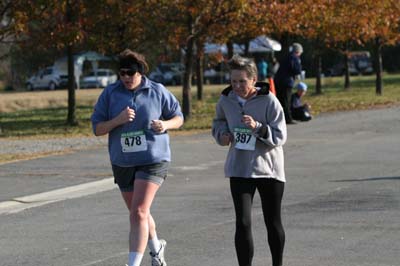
[315,53,322,95]
[276,33,290,64]
[344,52,350,90]
[374,37,383,95]
[227,40,234,59]
[243,42,250,57]
[182,36,194,119]
[67,44,77,125]
[196,42,203,101]
[66,0,77,126]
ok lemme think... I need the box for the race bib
[234,127,256,151]
[121,130,148,152]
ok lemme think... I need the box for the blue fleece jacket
[91,77,183,167]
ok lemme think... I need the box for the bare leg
[121,179,160,253]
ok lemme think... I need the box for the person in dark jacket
[291,82,312,121]
[274,43,303,124]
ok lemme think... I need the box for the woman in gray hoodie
[212,55,287,266]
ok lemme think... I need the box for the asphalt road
[0,106,399,266]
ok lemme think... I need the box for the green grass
[1,74,400,138]
[305,74,400,114]
[0,106,94,137]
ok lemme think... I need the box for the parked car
[148,63,183,85]
[325,62,355,77]
[80,69,117,88]
[203,68,230,84]
[26,66,68,91]
[325,51,373,77]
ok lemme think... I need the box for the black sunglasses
[119,69,137,77]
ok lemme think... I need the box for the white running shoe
[149,239,167,266]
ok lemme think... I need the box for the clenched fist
[151,119,166,133]
[220,132,233,146]
[118,106,136,124]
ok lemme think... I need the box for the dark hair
[118,49,149,74]
[228,54,258,79]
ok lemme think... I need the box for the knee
[130,207,149,224]
[236,217,252,232]
[266,219,284,235]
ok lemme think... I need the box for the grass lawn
[1,74,400,138]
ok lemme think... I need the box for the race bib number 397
[121,130,148,152]
[234,127,256,151]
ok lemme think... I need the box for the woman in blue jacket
[91,49,183,266]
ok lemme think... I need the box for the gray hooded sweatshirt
[212,82,287,182]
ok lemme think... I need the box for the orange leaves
[275,0,400,49]
[9,0,87,50]
[6,0,400,56]
[350,0,400,45]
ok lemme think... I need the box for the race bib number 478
[234,127,256,151]
[121,130,148,152]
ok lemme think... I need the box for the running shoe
[149,239,167,266]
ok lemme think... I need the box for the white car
[26,66,67,91]
[80,69,117,88]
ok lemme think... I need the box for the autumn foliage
[3,0,400,118]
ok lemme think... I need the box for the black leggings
[230,177,285,266]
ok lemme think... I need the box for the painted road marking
[171,160,224,171]
[0,177,115,215]
[0,160,224,215]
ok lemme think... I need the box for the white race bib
[121,130,148,152]
[234,127,256,151]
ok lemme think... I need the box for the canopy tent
[204,36,281,55]
[248,35,281,52]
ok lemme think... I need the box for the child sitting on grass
[291,82,312,121]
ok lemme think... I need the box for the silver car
[148,63,183,85]
[80,69,117,88]
[26,66,67,90]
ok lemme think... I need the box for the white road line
[0,160,224,215]
[172,160,224,171]
[0,177,115,215]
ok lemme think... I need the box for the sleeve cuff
[254,122,268,138]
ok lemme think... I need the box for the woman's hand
[151,116,184,133]
[241,115,257,130]
[117,106,135,124]
[220,132,233,146]
[94,106,135,136]
[151,119,166,133]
